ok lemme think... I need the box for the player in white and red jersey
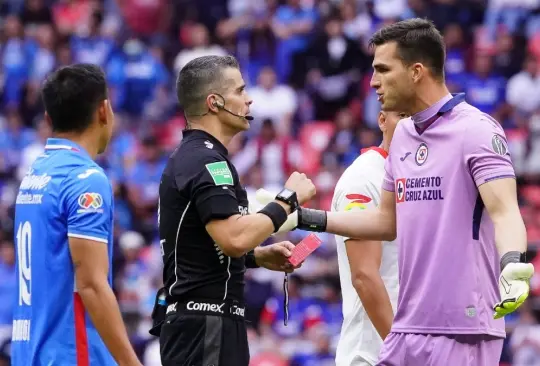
[333,111,407,366]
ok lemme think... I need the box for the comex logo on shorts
[187,301,225,314]
[169,301,246,317]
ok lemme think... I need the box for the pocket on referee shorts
[159,313,208,366]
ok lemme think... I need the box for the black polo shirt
[158,129,249,303]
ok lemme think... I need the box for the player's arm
[64,169,141,366]
[465,119,528,260]
[464,118,534,318]
[206,205,291,258]
[254,157,397,240]
[324,188,396,241]
[347,239,393,339]
[334,186,394,340]
[70,238,141,366]
[187,157,313,257]
[479,178,527,256]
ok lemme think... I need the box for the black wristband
[500,251,527,271]
[297,207,327,232]
[259,202,288,233]
[245,250,259,268]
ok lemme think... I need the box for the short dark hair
[176,55,240,117]
[41,64,108,133]
[369,18,445,80]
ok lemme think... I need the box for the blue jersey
[11,138,116,366]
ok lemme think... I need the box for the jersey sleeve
[333,177,380,242]
[463,117,516,187]
[63,167,113,244]
[382,154,395,192]
[185,156,240,225]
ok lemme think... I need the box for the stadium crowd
[1,0,540,365]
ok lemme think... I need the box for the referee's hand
[285,172,316,205]
[254,242,302,273]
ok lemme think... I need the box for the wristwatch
[275,188,299,212]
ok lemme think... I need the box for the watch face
[280,189,294,199]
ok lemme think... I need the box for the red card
[288,234,322,266]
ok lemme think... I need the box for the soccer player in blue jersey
[11,64,142,366]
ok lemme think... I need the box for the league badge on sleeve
[491,134,508,156]
[415,143,428,166]
[77,192,104,214]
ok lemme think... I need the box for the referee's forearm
[210,202,291,257]
[78,283,141,366]
[230,213,281,254]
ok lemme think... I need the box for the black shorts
[159,300,249,366]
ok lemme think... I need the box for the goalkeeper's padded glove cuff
[500,251,527,271]
[297,207,327,232]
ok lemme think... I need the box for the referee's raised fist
[285,171,316,204]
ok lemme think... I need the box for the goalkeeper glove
[493,259,534,319]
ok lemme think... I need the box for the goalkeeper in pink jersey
[254,18,534,366]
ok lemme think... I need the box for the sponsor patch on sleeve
[205,161,234,186]
[343,193,372,211]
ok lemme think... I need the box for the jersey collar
[360,146,388,159]
[182,129,228,155]
[44,138,92,160]
[414,93,466,135]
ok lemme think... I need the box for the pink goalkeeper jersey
[382,93,515,337]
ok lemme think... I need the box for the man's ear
[411,63,425,84]
[44,111,53,129]
[206,94,221,113]
[97,100,108,125]
[378,111,387,133]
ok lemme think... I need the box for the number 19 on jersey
[16,221,32,306]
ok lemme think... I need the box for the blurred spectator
[19,0,53,29]
[507,55,540,118]
[125,135,166,239]
[462,51,507,121]
[271,0,318,83]
[112,38,170,117]
[117,231,149,334]
[52,0,95,37]
[1,2,540,365]
[71,9,114,67]
[234,118,300,188]
[2,15,31,107]
[16,117,51,181]
[443,23,468,93]
[0,240,15,351]
[302,12,367,121]
[118,0,170,38]
[510,305,540,364]
[173,23,227,73]
[247,66,297,136]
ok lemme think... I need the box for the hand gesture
[255,242,302,273]
[493,262,535,319]
[284,172,316,205]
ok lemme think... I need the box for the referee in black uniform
[154,55,316,366]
